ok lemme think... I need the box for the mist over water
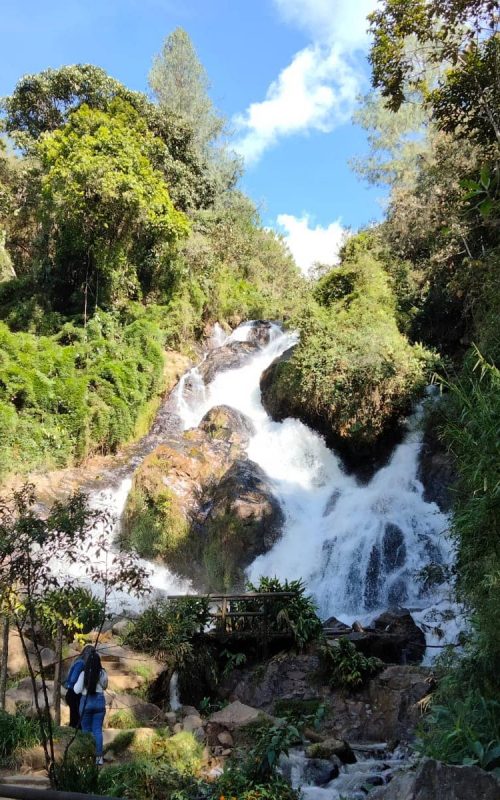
[175,321,454,628]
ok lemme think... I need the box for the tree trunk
[0,616,9,711]
[53,621,63,727]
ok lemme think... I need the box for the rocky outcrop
[199,341,260,384]
[245,320,274,346]
[226,652,431,744]
[200,405,255,446]
[369,758,500,800]
[418,421,456,512]
[342,609,426,665]
[124,409,282,589]
[323,609,426,665]
[259,346,297,422]
[206,459,284,564]
[260,347,406,481]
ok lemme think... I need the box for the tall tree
[369,0,500,145]
[149,28,224,154]
[37,99,189,312]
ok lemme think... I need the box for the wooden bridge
[167,591,297,655]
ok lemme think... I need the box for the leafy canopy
[37,100,189,308]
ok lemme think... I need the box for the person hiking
[73,648,108,765]
[64,645,94,729]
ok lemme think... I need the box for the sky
[0,0,386,274]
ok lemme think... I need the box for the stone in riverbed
[306,738,356,765]
[369,758,500,800]
[198,341,260,384]
[200,405,255,446]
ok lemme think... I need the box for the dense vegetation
[0,44,304,479]
[363,0,500,769]
[263,231,434,463]
[0,0,499,785]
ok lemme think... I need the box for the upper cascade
[175,321,453,632]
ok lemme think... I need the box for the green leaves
[319,638,382,689]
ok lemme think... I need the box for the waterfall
[175,321,454,633]
[169,671,181,711]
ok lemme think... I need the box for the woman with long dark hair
[64,644,94,728]
[73,647,108,765]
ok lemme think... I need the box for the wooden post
[53,620,64,727]
[0,616,9,711]
[221,596,228,633]
[262,598,269,661]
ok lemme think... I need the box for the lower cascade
[174,321,453,634]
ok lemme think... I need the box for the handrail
[166,592,296,600]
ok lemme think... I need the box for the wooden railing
[166,592,296,655]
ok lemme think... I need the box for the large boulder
[245,320,274,346]
[259,347,297,422]
[199,341,260,384]
[208,700,269,730]
[369,758,500,800]
[206,459,284,564]
[371,609,426,664]
[200,406,255,446]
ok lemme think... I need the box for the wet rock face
[226,653,431,744]
[245,320,274,346]
[199,341,260,384]
[418,421,456,512]
[199,405,255,446]
[369,758,500,800]
[206,458,284,562]
[346,609,426,665]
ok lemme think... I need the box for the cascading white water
[175,321,454,632]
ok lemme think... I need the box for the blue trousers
[79,694,106,756]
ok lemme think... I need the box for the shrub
[0,711,41,766]
[269,232,434,459]
[99,759,203,800]
[239,577,323,651]
[319,638,382,689]
[55,733,100,793]
[125,597,211,665]
[107,709,141,730]
[417,691,500,770]
[0,311,166,478]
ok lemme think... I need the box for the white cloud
[273,0,377,48]
[233,0,378,164]
[277,213,345,275]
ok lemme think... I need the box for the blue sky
[0,0,386,273]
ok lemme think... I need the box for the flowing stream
[174,321,454,632]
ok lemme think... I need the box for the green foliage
[36,587,105,639]
[0,312,166,477]
[240,577,323,651]
[319,638,382,689]
[440,351,500,672]
[98,758,205,800]
[134,730,204,773]
[247,721,301,782]
[271,232,433,455]
[37,100,189,311]
[125,597,211,666]
[417,690,500,770]
[107,709,141,730]
[368,1,500,144]
[149,28,224,154]
[55,732,100,793]
[1,64,148,143]
[0,711,41,766]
